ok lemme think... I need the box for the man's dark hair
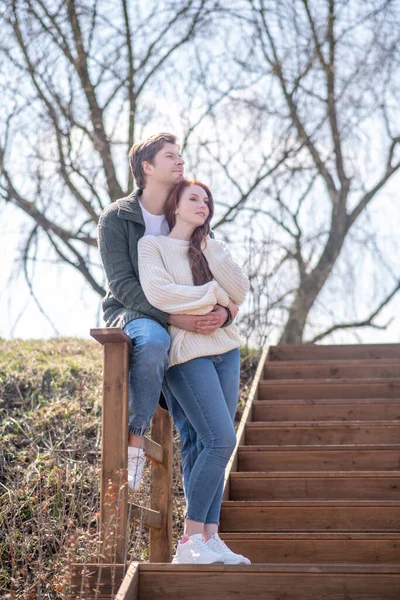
[128,132,178,189]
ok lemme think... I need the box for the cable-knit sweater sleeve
[138,237,230,314]
[203,238,250,305]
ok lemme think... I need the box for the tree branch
[209,149,292,228]
[45,231,106,297]
[0,150,96,247]
[66,0,124,200]
[307,278,400,344]
[10,4,102,222]
[254,1,338,200]
[348,137,400,227]
[302,0,349,190]
[135,2,208,98]
[121,0,135,190]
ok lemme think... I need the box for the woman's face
[175,184,210,228]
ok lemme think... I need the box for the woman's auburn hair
[164,179,214,286]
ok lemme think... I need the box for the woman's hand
[168,307,226,333]
[227,299,239,320]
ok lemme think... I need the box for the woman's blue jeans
[163,348,240,525]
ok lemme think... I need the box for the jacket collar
[116,189,145,225]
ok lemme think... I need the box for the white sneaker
[172,533,224,564]
[127,446,146,491]
[205,533,251,565]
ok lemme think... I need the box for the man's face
[144,142,184,187]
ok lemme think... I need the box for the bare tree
[0,0,220,300]
[201,0,400,344]
[2,0,400,344]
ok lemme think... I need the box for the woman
[138,179,250,565]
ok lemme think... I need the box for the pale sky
[1,203,102,340]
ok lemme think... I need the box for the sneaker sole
[171,559,224,565]
[223,559,251,565]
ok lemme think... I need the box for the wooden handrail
[90,327,173,566]
[223,346,270,501]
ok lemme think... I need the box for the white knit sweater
[138,235,249,366]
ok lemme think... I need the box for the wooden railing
[90,328,173,566]
[71,331,267,599]
[223,346,269,500]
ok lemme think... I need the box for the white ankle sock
[128,446,144,457]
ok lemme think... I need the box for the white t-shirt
[139,200,170,236]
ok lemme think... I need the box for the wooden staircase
[72,343,400,599]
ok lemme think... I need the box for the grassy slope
[0,339,258,599]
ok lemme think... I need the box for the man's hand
[168,305,228,334]
[227,299,239,320]
[195,305,228,333]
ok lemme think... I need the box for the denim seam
[129,425,149,435]
[204,519,219,525]
[183,421,197,520]
[187,423,197,472]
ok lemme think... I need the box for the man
[98,132,232,491]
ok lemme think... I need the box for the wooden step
[258,379,400,399]
[265,360,400,380]
[229,471,400,501]
[220,500,400,532]
[71,562,400,599]
[245,421,400,445]
[218,533,400,564]
[238,445,400,472]
[139,563,400,599]
[71,562,400,600]
[252,398,400,422]
[269,343,400,361]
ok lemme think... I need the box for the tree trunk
[278,202,349,344]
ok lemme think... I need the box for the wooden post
[90,328,131,564]
[149,405,173,563]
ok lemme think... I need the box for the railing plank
[115,562,140,600]
[70,564,125,599]
[90,327,132,346]
[223,347,270,501]
[130,504,163,529]
[143,436,163,463]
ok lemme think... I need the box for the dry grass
[0,338,258,599]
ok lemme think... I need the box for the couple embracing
[98,133,250,565]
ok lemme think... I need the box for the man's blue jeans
[123,318,199,484]
[123,318,171,435]
[163,348,240,525]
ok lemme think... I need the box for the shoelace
[128,456,144,465]
[211,535,230,551]
[128,455,145,477]
[188,536,206,551]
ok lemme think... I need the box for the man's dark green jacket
[98,189,170,330]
